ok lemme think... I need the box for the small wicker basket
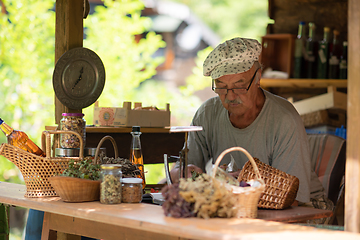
[212,147,265,218]
[48,135,119,202]
[238,158,299,209]
[0,130,84,198]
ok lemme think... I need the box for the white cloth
[187,89,314,203]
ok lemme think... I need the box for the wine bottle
[0,118,45,157]
[293,21,307,78]
[328,30,341,79]
[317,27,330,79]
[305,22,317,78]
[129,126,146,189]
[339,41,348,79]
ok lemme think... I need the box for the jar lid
[122,178,143,184]
[101,164,122,170]
[62,113,85,117]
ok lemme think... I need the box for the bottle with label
[129,126,146,189]
[293,21,307,78]
[328,30,341,79]
[0,118,45,157]
[317,27,331,79]
[305,22,317,78]
[339,41,348,79]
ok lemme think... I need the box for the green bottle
[305,22,317,78]
[317,27,330,79]
[328,30,341,79]
[339,41,348,79]
[293,21,306,78]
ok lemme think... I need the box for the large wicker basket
[213,147,265,218]
[238,158,299,209]
[0,130,84,198]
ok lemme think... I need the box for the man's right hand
[169,164,203,184]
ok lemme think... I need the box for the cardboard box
[93,102,170,127]
[292,91,347,115]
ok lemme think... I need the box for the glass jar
[122,178,143,203]
[100,164,122,204]
[60,113,86,148]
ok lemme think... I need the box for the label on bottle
[318,48,327,64]
[339,59,347,69]
[329,56,339,65]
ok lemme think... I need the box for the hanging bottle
[0,118,45,157]
[328,30,341,79]
[317,27,331,79]
[129,126,146,189]
[339,41,348,79]
[305,22,317,78]
[293,21,307,78]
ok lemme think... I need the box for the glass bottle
[60,113,86,148]
[339,41,348,79]
[129,126,146,189]
[305,22,317,78]
[317,27,331,79]
[0,118,45,157]
[328,30,341,79]
[293,21,307,78]
[100,164,122,204]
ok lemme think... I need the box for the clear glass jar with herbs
[100,164,122,204]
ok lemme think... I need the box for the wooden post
[54,0,84,124]
[345,0,360,233]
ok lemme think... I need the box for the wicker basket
[238,158,299,209]
[48,176,101,202]
[213,147,265,218]
[0,130,84,198]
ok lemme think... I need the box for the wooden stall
[51,0,360,234]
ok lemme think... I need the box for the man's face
[213,65,261,116]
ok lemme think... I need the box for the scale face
[53,47,105,109]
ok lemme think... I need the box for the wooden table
[1,182,356,240]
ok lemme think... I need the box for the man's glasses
[212,68,260,95]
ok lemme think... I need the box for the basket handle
[212,147,262,182]
[94,135,119,164]
[41,130,84,159]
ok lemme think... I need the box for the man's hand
[169,164,203,184]
[228,170,241,179]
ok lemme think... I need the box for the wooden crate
[260,34,295,78]
[292,90,347,115]
[93,102,170,127]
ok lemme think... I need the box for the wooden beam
[345,0,360,233]
[54,0,84,124]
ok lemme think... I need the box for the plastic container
[60,113,86,148]
[122,178,143,203]
[100,164,122,204]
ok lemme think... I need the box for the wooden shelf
[260,78,348,89]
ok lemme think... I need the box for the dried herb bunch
[162,174,238,219]
[61,157,100,180]
[99,155,142,178]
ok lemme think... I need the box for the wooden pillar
[345,0,360,233]
[54,0,84,124]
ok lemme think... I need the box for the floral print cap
[203,37,262,79]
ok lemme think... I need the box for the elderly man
[169,37,327,206]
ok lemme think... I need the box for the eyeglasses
[212,68,260,95]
